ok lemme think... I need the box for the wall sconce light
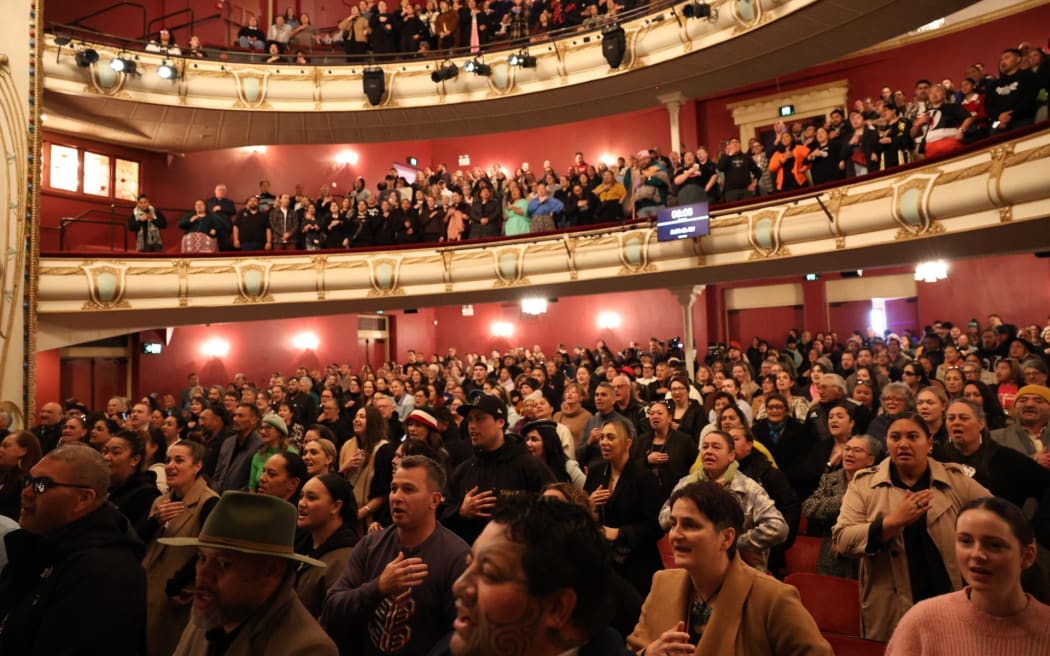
[491,321,514,338]
[200,338,230,358]
[336,150,359,166]
[914,260,948,283]
[521,298,548,315]
[597,311,622,330]
[292,332,320,350]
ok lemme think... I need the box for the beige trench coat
[832,458,989,641]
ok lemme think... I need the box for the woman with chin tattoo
[430,495,632,656]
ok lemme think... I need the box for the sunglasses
[22,476,93,495]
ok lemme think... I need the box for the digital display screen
[656,201,710,241]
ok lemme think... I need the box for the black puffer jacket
[0,502,146,655]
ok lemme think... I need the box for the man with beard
[163,492,337,655]
[321,456,468,655]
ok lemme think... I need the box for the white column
[0,2,32,421]
[657,91,686,155]
[671,285,705,379]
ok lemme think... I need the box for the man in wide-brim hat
[162,491,338,655]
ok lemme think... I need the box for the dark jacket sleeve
[40,550,146,655]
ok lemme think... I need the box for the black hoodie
[0,502,146,655]
[442,435,556,544]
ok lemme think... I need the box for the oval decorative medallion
[233,260,275,304]
[80,262,130,310]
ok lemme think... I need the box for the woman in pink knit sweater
[886,497,1050,655]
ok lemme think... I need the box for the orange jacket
[768,145,811,189]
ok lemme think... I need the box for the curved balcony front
[41,0,971,149]
[35,125,1050,350]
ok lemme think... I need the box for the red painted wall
[728,307,804,349]
[41,132,169,252]
[34,350,62,417]
[46,0,269,48]
[916,253,1050,330]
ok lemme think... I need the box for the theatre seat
[820,632,885,655]
[782,535,822,575]
[657,534,675,569]
[785,573,861,637]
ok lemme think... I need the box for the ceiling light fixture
[110,54,137,75]
[431,61,458,83]
[463,58,491,76]
[157,60,176,80]
[508,50,536,68]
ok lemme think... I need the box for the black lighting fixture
[157,60,176,80]
[601,25,626,69]
[362,67,385,106]
[508,50,536,68]
[110,53,137,75]
[682,1,714,19]
[463,58,491,76]
[430,60,458,83]
[74,47,99,68]
[54,35,72,46]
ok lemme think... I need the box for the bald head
[39,402,64,427]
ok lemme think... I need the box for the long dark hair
[0,431,42,489]
[962,380,1008,430]
[528,424,570,484]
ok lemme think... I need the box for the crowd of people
[143,0,643,64]
[124,40,1050,253]
[3,311,1050,653]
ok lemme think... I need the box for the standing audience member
[629,482,832,655]
[322,456,469,656]
[128,193,167,252]
[0,444,147,655]
[104,429,162,527]
[0,431,42,519]
[833,413,991,641]
[886,497,1050,654]
[211,403,263,493]
[162,492,338,655]
[295,474,360,617]
[140,440,219,656]
[437,494,634,655]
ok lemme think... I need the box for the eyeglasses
[855,380,872,386]
[670,386,688,392]
[765,404,786,410]
[22,476,94,495]
[902,370,917,376]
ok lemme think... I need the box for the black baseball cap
[457,394,507,421]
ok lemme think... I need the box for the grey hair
[948,397,986,422]
[44,443,110,499]
[819,373,848,396]
[881,382,916,410]
[855,434,884,460]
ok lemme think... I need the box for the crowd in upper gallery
[143,0,655,64]
[5,313,1050,653]
[125,40,1050,254]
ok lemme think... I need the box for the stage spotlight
[601,25,626,69]
[363,67,385,106]
[430,61,458,83]
[110,55,136,75]
[157,60,176,80]
[508,50,536,68]
[463,58,491,76]
[75,48,99,67]
[682,1,714,19]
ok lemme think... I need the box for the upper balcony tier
[42,0,971,150]
[35,123,1050,351]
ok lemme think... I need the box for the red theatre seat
[820,633,886,656]
[657,534,675,570]
[784,572,861,637]
[782,535,822,575]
